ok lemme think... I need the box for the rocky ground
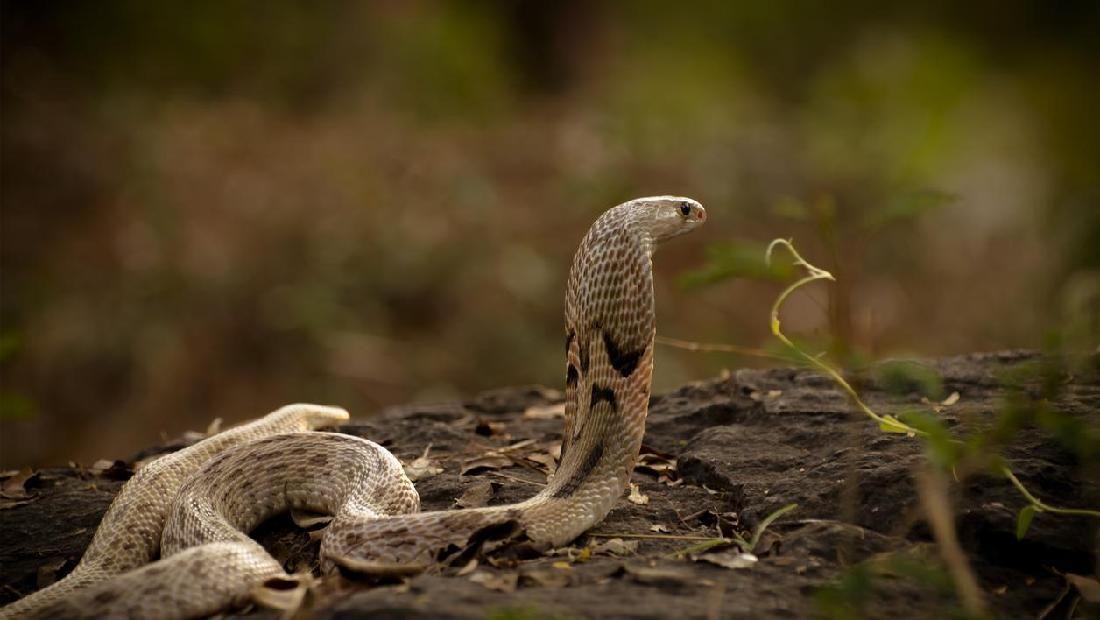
[2,350,1098,618]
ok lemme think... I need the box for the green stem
[764,238,1100,520]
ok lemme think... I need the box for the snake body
[3,196,705,618]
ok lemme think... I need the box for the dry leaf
[90,460,131,480]
[624,564,695,585]
[1065,573,1100,602]
[460,454,515,476]
[627,483,649,505]
[468,570,518,593]
[649,524,670,534]
[454,480,498,509]
[693,551,758,570]
[499,438,539,453]
[941,391,960,406]
[635,452,678,479]
[520,568,571,588]
[1,468,35,499]
[523,402,565,420]
[36,558,67,588]
[403,445,444,482]
[525,452,557,474]
[592,538,639,556]
[474,419,507,437]
[456,559,479,577]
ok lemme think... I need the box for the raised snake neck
[2,196,705,619]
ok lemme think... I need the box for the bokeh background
[2,1,1098,468]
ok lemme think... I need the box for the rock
[1,351,1097,619]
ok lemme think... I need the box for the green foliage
[814,564,874,620]
[0,332,35,421]
[862,189,957,230]
[761,238,1100,543]
[680,241,795,288]
[1015,505,1036,540]
[898,409,958,469]
[873,360,944,400]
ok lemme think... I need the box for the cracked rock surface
[2,350,1097,618]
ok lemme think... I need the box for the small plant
[762,238,1100,536]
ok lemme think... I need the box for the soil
[2,350,1098,618]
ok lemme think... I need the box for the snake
[2,196,706,619]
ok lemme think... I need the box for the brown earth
[2,350,1098,618]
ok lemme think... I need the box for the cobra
[3,196,706,618]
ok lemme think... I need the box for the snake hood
[1,197,706,619]
[610,196,707,249]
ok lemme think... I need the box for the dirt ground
[2,350,1098,618]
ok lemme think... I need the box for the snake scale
[3,196,705,618]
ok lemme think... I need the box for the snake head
[624,196,706,244]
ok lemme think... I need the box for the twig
[486,471,545,487]
[588,532,717,541]
[915,465,986,616]
[1001,467,1100,517]
[655,335,786,360]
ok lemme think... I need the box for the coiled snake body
[3,196,705,618]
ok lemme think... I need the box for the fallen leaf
[460,454,515,476]
[498,438,540,453]
[523,402,565,420]
[635,452,678,480]
[593,538,639,556]
[627,483,649,505]
[1,468,36,499]
[474,419,507,437]
[454,480,499,509]
[692,551,758,570]
[650,524,670,534]
[941,391,960,406]
[525,452,557,474]
[456,559,479,577]
[36,558,66,588]
[520,568,571,588]
[468,570,518,593]
[1065,573,1100,602]
[624,564,695,585]
[90,460,131,480]
[403,445,444,482]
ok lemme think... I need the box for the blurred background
[2,1,1098,468]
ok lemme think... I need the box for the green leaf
[680,241,794,288]
[748,503,798,551]
[873,360,944,400]
[0,332,20,363]
[0,393,35,420]
[898,409,959,468]
[863,189,956,229]
[771,196,810,221]
[1016,505,1036,540]
[878,420,911,434]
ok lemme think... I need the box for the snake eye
[679,202,692,216]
